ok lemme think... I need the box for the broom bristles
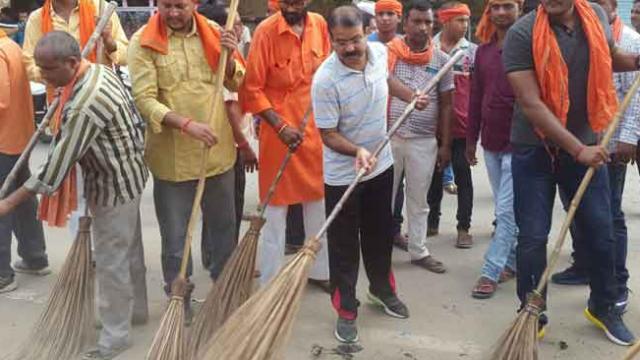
[146,297,186,360]
[188,217,265,359]
[490,298,542,360]
[4,217,95,360]
[195,240,320,360]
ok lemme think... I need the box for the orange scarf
[438,4,471,23]
[612,16,623,42]
[0,29,6,38]
[38,60,91,227]
[532,0,617,135]
[387,36,433,72]
[475,0,523,44]
[140,11,245,72]
[41,0,97,62]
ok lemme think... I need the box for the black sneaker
[367,291,409,319]
[334,317,358,343]
[0,276,17,294]
[585,306,635,346]
[615,289,630,315]
[13,260,51,276]
[551,265,589,285]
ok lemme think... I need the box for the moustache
[344,51,362,58]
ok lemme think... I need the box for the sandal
[471,277,497,299]
[499,267,516,283]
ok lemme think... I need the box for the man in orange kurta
[240,0,329,288]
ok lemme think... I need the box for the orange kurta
[240,12,330,206]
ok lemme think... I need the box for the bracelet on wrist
[236,139,249,149]
[276,123,289,135]
[180,118,193,134]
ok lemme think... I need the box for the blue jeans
[480,151,516,282]
[443,164,455,185]
[512,146,617,310]
[561,162,629,297]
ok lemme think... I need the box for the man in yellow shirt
[128,0,245,322]
[22,0,128,83]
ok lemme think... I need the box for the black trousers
[326,167,396,319]
[427,138,473,231]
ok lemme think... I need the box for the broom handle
[623,340,640,360]
[535,73,640,295]
[313,51,464,241]
[96,0,105,64]
[177,0,240,278]
[0,1,118,200]
[256,106,313,218]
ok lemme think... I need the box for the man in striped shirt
[0,32,148,360]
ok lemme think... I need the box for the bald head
[35,31,81,62]
[34,31,82,88]
[328,5,363,32]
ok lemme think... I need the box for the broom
[195,51,465,360]
[623,341,640,360]
[1,4,119,360]
[0,2,117,199]
[187,106,312,359]
[490,72,640,360]
[145,3,240,359]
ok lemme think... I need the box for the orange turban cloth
[438,3,471,23]
[375,0,403,16]
[268,0,280,13]
[475,0,523,43]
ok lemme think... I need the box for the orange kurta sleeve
[239,23,274,115]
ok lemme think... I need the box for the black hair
[404,0,432,19]
[328,5,363,30]
[362,11,374,29]
[198,3,228,25]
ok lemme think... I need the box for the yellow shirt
[22,0,129,82]
[127,20,245,182]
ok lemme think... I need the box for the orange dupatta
[611,16,623,42]
[387,36,433,72]
[37,60,91,227]
[140,11,245,72]
[532,0,617,135]
[41,0,97,62]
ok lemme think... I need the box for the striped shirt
[388,50,454,138]
[25,64,148,207]
[312,42,394,186]
[611,24,640,149]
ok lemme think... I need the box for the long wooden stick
[175,0,241,281]
[255,106,312,218]
[0,1,118,199]
[624,340,640,360]
[536,73,640,296]
[313,51,464,241]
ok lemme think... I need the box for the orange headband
[438,4,471,23]
[375,0,403,17]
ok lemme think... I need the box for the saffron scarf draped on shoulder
[387,36,433,72]
[38,60,91,227]
[41,0,97,62]
[140,11,245,72]
[475,0,524,44]
[532,0,617,135]
[611,15,623,42]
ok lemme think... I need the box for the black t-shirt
[502,3,614,146]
